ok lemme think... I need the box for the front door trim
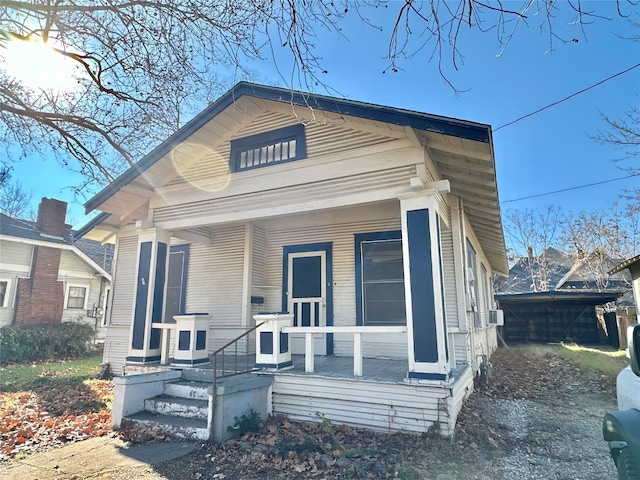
[282,242,333,355]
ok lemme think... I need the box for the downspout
[94,276,105,344]
[459,198,476,368]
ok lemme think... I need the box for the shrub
[0,322,94,365]
[227,409,263,436]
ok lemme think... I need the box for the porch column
[399,191,450,382]
[126,227,171,364]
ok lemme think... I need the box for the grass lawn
[517,342,629,382]
[0,354,104,393]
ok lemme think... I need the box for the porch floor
[203,353,468,385]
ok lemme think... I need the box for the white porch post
[254,313,293,370]
[126,227,171,364]
[399,191,450,382]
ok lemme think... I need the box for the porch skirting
[270,364,474,436]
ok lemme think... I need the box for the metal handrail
[212,322,265,390]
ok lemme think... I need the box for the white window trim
[64,283,90,310]
[0,278,13,308]
[101,287,111,327]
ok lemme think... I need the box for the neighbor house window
[66,285,88,309]
[355,231,406,326]
[101,288,111,327]
[0,280,9,308]
[230,124,306,172]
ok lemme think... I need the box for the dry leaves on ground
[0,379,113,461]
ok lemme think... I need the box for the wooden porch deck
[205,353,468,385]
[190,353,473,436]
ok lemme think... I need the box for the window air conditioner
[488,309,504,326]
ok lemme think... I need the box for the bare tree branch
[0,0,634,196]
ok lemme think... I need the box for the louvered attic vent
[230,124,307,172]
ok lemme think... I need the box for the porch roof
[79,82,507,273]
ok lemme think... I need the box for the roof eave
[84,82,491,214]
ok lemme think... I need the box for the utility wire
[501,172,640,204]
[494,62,640,132]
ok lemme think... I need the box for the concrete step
[180,368,214,383]
[124,411,209,441]
[164,380,209,401]
[145,395,208,419]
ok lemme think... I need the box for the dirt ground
[103,345,619,480]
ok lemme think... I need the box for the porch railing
[281,325,407,376]
[212,322,265,389]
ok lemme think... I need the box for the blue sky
[7,1,640,228]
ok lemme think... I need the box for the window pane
[0,281,7,306]
[364,283,405,325]
[68,286,86,308]
[361,239,406,325]
[362,241,404,281]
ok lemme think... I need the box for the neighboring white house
[0,198,112,339]
[78,82,508,436]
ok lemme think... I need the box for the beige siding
[154,164,414,226]
[272,374,454,435]
[186,225,246,350]
[61,275,109,340]
[59,250,95,276]
[0,240,32,324]
[0,239,33,270]
[441,224,458,329]
[250,226,267,319]
[109,235,137,327]
[103,326,131,375]
[447,366,474,432]
[262,205,406,359]
[165,110,399,189]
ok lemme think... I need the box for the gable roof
[80,82,507,273]
[0,212,112,278]
[496,247,572,294]
[0,212,72,245]
[0,213,73,245]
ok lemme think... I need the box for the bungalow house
[0,198,112,339]
[78,82,508,439]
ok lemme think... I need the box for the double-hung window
[355,231,406,326]
[66,285,87,309]
[0,280,9,307]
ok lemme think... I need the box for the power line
[501,172,640,204]
[494,62,640,132]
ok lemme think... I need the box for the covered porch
[123,194,459,384]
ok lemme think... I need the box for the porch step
[124,411,209,441]
[164,380,210,401]
[180,367,214,383]
[144,395,208,419]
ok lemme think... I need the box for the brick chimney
[13,198,68,326]
[37,197,67,238]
